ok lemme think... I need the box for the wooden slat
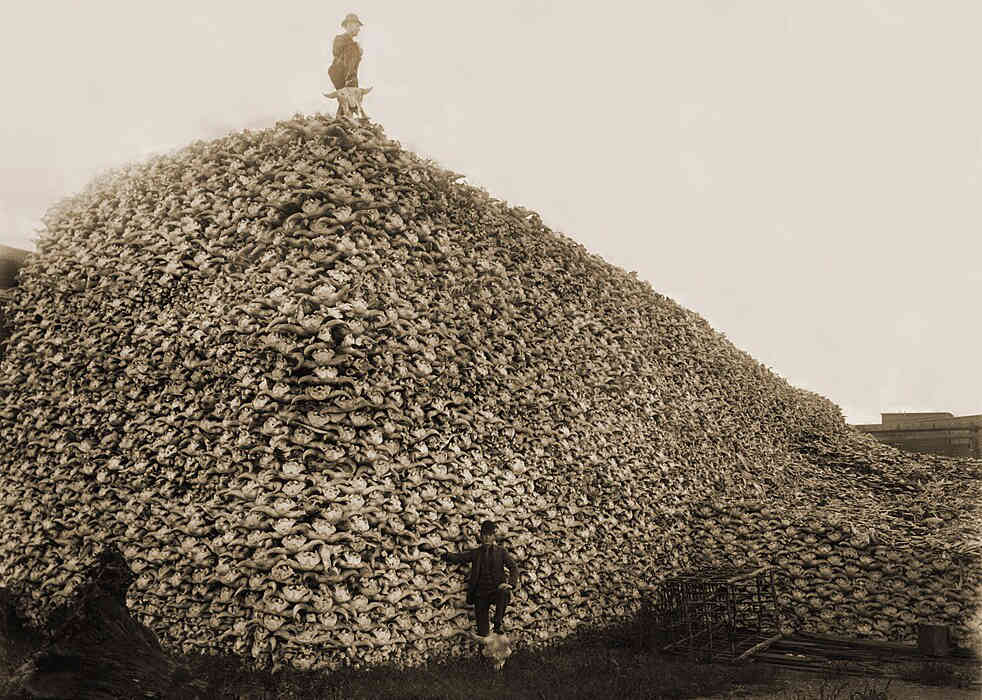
[735,633,783,662]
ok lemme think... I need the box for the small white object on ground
[471,631,512,671]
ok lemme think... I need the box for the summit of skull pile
[0,113,979,671]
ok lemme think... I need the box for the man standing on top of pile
[440,520,520,637]
[329,13,364,91]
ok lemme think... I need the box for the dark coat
[446,544,520,603]
[329,33,362,88]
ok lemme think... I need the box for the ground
[697,665,981,700]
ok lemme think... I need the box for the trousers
[473,587,510,637]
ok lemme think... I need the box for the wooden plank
[756,657,877,678]
[791,631,917,653]
[773,633,961,663]
[735,633,783,662]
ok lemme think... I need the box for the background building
[852,412,982,459]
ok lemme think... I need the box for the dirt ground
[696,666,982,699]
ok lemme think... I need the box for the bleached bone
[323,86,373,121]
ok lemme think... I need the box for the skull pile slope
[0,114,979,672]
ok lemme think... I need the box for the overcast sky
[2,1,980,425]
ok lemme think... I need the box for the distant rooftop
[880,412,954,426]
[852,411,982,431]
[851,412,982,459]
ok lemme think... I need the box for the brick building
[852,412,982,459]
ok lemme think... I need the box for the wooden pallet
[771,632,979,663]
[752,632,981,687]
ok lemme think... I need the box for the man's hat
[341,13,363,28]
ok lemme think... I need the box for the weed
[787,675,892,700]
[846,677,893,700]
[896,659,979,688]
[906,660,955,686]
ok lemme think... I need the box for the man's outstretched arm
[442,548,475,564]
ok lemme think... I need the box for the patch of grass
[170,608,782,700]
[896,659,977,688]
[912,661,956,686]
[787,675,893,700]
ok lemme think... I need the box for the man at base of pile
[441,519,520,636]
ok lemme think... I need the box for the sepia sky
[1,1,980,425]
